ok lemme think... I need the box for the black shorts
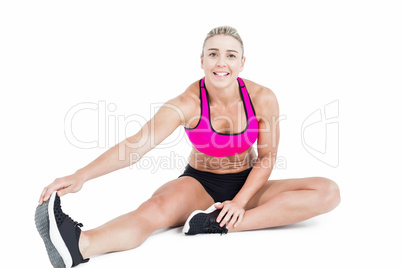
[178,164,253,203]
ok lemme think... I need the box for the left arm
[216,86,280,228]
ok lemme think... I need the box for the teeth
[214,72,229,77]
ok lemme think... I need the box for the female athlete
[36,26,341,268]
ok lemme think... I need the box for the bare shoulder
[242,78,279,117]
[168,80,199,112]
[164,80,200,127]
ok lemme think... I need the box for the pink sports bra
[184,77,259,157]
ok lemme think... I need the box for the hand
[38,173,85,205]
[215,201,245,229]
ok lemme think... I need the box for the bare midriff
[187,146,257,174]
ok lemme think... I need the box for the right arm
[38,94,192,204]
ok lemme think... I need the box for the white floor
[16,167,402,268]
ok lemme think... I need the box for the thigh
[245,177,328,210]
[138,176,214,228]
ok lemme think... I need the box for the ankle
[78,231,90,259]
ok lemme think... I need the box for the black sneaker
[35,192,89,267]
[183,203,228,235]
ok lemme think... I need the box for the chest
[209,101,247,134]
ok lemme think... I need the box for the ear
[200,54,204,69]
[240,56,246,72]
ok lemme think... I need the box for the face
[201,35,245,88]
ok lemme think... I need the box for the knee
[136,195,174,228]
[137,194,184,229]
[315,177,341,213]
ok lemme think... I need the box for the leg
[230,177,340,232]
[79,176,214,258]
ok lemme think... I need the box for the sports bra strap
[238,77,246,88]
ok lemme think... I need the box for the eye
[209,52,218,57]
[228,54,236,58]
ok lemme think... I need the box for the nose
[216,55,227,67]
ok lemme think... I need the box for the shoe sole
[35,192,67,268]
[183,202,220,235]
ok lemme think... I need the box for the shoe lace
[63,213,84,242]
[68,215,83,228]
[205,222,227,235]
[60,208,84,228]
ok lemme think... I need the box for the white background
[1,0,401,267]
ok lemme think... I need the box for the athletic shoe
[35,192,89,267]
[183,203,228,235]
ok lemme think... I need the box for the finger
[214,203,224,209]
[234,211,244,228]
[57,186,70,197]
[38,187,48,205]
[43,185,59,202]
[43,180,67,202]
[216,206,228,223]
[226,214,238,229]
[220,211,234,227]
[43,190,53,203]
[41,187,55,204]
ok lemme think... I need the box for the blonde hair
[202,26,244,58]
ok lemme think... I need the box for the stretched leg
[79,176,214,258]
[230,177,340,232]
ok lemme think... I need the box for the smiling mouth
[213,72,229,77]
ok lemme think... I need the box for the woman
[36,26,340,268]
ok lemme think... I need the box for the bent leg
[79,176,214,258]
[231,177,340,232]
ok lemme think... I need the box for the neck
[204,79,240,106]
